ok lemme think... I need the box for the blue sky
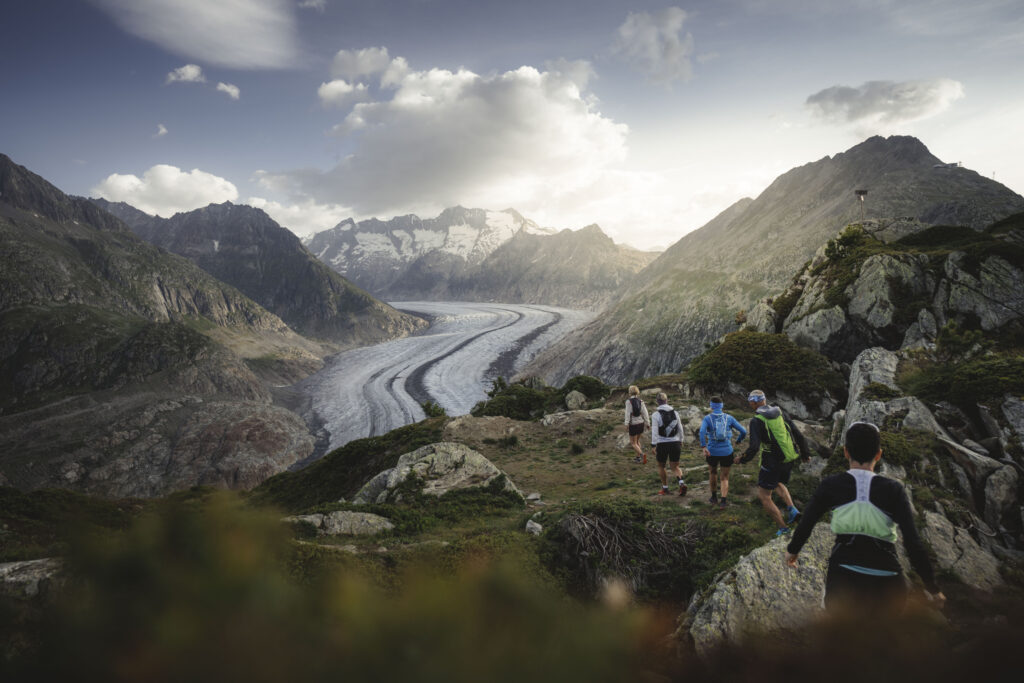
[2,0,1022,249]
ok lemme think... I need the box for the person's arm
[699,417,709,449]
[624,401,630,427]
[738,419,761,463]
[642,402,650,426]
[890,482,943,596]
[651,412,659,446]
[730,415,747,444]
[785,479,835,565]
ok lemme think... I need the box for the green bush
[901,354,1024,407]
[421,400,447,418]
[685,330,845,398]
[561,375,607,400]
[471,384,549,420]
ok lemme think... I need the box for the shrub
[471,384,549,420]
[685,330,845,398]
[561,375,608,400]
[421,400,447,418]
[901,353,1024,408]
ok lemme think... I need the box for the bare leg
[757,487,786,529]
[720,467,731,499]
[657,463,667,487]
[708,466,718,497]
[776,483,795,509]
[630,433,644,459]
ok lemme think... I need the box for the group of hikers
[624,386,946,612]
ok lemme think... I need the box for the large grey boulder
[983,465,1020,532]
[937,437,1003,487]
[846,254,933,330]
[921,511,1003,591]
[745,299,777,334]
[564,390,587,411]
[353,442,521,504]
[0,558,63,600]
[845,348,948,438]
[785,306,847,354]
[682,525,833,655]
[1002,396,1024,443]
[942,253,1024,330]
[900,308,939,350]
[284,511,395,537]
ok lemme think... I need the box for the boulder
[0,558,63,600]
[352,442,521,504]
[525,520,543,536]
[745,299,777,334]
[846,254,933,330]
[983,465,1020,531]
[921,511,1003,592]
[845,348,948,438]
[942,253,1024,330]
[564,390,587,411]
[284,511,395,537]
[683,525,833,655]
[784,306,847,354]
[1002,396,1024,443]
[900,308,938,350]
[937,437,1003,487]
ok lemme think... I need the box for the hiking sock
[709,491,718,502]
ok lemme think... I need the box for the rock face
[95,199,425,346]
[771,221,1024,363]
[524,136,1024,385]
[922,511,1003,591]
[353,442,521,504]
[284,511,395,536]
[683,525,834,654]
[0,558,63,600]
[844,347,948,437]
[0,154,321,496]
[305,209,656,311]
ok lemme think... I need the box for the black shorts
[757,458,794,490]
[655,441,681,464]
[824,563,907,612]
[628,423,645,436]
[706,454,733,471]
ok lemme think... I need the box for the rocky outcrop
[523,136,1024,384]
[353,442,521,504]
[284,511,395,536]
[921,511,1003,591]
[844,347,948,436]
[683,525,834,654]
[564,390,587,411]
[0,558,63,600]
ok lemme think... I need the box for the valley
[294,301,594,454]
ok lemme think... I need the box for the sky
[2,0,1023,250]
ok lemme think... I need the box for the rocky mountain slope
[446,224,658,309]
[0,154,328,496]
[523,136,1024,385]
[93,199,425,345]
[305,207,655,309]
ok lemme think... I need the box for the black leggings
[824,563,908,613]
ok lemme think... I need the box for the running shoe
[678,482,688,496]
[786,506,801,524]
[718,498,728,508]
[776,527,791,537]
[657,487,669,496]
[633,456,642,464]
[708,495,718,504]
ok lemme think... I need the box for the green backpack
[755,413,800,463]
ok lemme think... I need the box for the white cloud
[217,82,241,99]
[247,196,351,237]
[297,0,326,12]
[612,7,694,84]
[330,46,392,81]
[263,58,628,219]
[806,79,965,133]
[166,64,206,84]
[317,79,368,108]
[92,0,299,69]
[154,123,168,137]
[91,165,239,217]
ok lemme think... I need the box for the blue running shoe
[776,527,791,537]
[786,506,800,524]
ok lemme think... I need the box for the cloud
[154,123,168,138]
[217,82,241,99]
[612,7,694,84]
[260,58,628,218]
[91,165,238,217]
[297,0,326,12]
[91,0,300,69]
[246,196,351,237]
[317,79,368,108]
[330,46,392,81]
[166,64,206,84]
[806,79,965,132]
